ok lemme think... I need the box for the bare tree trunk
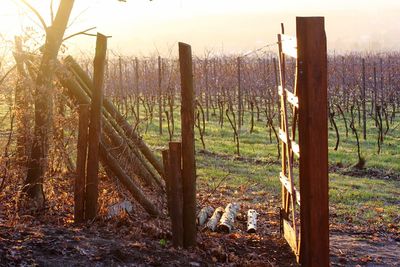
[13,36,32,165]
[24,0,75,205]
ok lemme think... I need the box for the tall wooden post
[158,56,163,134]
[178,42,197,248]
[296,17,329,266]
[380,58,384,107]
[237,57,242,129]
[373,62,377,120]
[204,59,210,121]
[362,58,367,140]
[341,57,347,110]
[135,57,140,118]
[118,57,124,115]
[85,33,107,220]
[74,104,89,223]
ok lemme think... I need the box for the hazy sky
[1,0,400,56]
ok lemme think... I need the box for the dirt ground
[0,173,398,266]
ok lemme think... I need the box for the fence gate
[276,17,329,266]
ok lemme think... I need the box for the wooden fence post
[362,58,367,140]
[204,59,210,121]
[237,57,242,129]
[296,17,329,266]
[158,56,163,135]
[135,57,140,117]
[74,104,89,223]
[179,42,197,248]
[85,33,107,220]
[167,142,184,247]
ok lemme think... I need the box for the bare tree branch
[62,27,97,42]
[19,0,48,31]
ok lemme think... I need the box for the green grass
[136,105,400,227]
[0,98,399,228]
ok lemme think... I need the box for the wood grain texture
[296,17,329,267]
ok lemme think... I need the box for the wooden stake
[237,57,242,129]
[135,57,140,119]
[179,42,197,248]
[85,33,107,220]
[167,142,184,247]
[362,58,367,140]
[158,56,163,135]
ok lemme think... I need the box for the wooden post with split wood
[74,104,89,223]
[179,42,197,248]
[85,33,107,220]
[297,17,329,266]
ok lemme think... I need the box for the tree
[23,0,75,206]
[21,0,145,206]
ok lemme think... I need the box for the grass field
[138,107,400,229]
[0,98,399,230]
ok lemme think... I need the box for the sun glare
[0,1,51,37]
[0,2,22,37]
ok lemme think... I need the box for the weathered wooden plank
[297,17,329,266]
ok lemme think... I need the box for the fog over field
[1,0,400,55]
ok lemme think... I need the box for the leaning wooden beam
[64,56,164,178]
[56,67,162,190]
[102,107,164,189]
[99,139,159,216]
[64,58,164,189]
[68,66,164,189]
[102,116,158,189]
